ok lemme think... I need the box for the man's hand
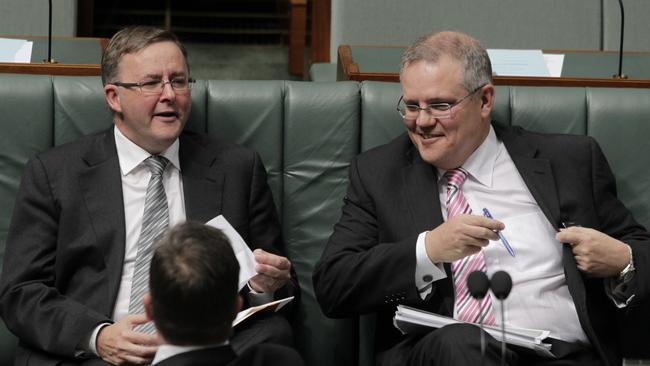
[249,249,292,293]
[425,214,503,263]
[96,314,161,365]
[556,227,630,277]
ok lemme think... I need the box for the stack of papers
[393,305,553,357]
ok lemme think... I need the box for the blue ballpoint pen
[482,208,515,257]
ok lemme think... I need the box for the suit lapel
[402,146,443,235]
[402,143,455,314]
[499,129,561,228]
[179,134,225,223]
[78,128,126,311]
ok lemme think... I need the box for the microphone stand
[43,0,57,64]
[499,305,506,366]
[479,314,486,366]
[613,0,626,79]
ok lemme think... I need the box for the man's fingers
[253,249,291,270]
[124,313,150,326]
[556,226,597,244]
[456,214,504,231]
[255,262,291,279]
[124,329,161,347]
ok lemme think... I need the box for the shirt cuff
[415,231,447,299]
[76,322,111,358]
[246,283,275,306]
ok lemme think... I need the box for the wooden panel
[289,0,307,75]
[310,0,331,63]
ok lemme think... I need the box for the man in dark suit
[144,222,303,366]
[0,26,297,365]
[313,31,650,366]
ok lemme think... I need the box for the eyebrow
[403,98,455,105]
[141,72,188,80]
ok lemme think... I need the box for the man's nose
[415,110,436,127]
[159,81,176,100]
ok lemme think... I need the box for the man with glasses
[0,26,297,365]
[314,31,649,366]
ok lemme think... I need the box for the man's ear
[104,84,122,114]
[235,295,243,313]
[479,84,495,119]
[143,293,153,321]
[230,295,243,321]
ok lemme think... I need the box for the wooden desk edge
[0,62,102,76]
[341,70,650,88]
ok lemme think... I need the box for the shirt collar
[153,342,229,365]
[114,126,181,175]
[437,125,499,188]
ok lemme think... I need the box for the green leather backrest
[0,74,53,366]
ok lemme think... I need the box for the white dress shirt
[85,127,187,355]
[415,126,589,344]
[112,127,187,322]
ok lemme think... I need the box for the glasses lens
[139,80,163,94]
[171,79,188,91]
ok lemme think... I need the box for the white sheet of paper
[205,215,257,290]
[543,54,565,77]
[487,49,550,77]
[0,38,33,63]
[233,296,294,327]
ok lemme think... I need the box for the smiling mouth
[153,111,179,119]
[419,132,442,139]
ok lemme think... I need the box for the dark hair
[400,31,492,92]
[101,26,189,85]
[149,221,239,345]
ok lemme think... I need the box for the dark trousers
[378,324,603,366]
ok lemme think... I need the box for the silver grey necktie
[129,155,169,333]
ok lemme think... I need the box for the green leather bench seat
[1,75,649,365]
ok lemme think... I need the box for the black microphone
[467,270,490,365]
[490,271,513,366]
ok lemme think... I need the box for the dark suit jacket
[313,124,650,366]
[0,127,297,365]
[155,343,304,366]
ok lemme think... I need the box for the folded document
[233,296,294,327]
[393,305,553,357]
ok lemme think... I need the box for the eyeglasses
[110,77,196,95]
[396,84,485,121]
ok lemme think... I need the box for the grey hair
[400,31,492,92]
[101,26,189,85]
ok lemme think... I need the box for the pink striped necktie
[445,168,496,325]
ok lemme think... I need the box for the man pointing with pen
[313,30,650,366]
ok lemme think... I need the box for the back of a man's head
[148,221,240,345]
